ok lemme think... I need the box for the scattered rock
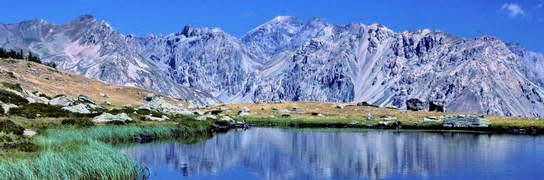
[241,107,250,113]
[336,105,345,109]
[384,116,397,121]
[292,106,300,111]
[121,104,133,109]
[196,115,218,121]
[406,98,426,111]
[101,101,112,106]
[92,113,132,123]
[442,115,490,128]
[237,111,250,117]
[62,104,91,114]
[48,96,74,106]
[271,106,278,110]
[23,130,36,136]
[143,115,170,121]
[100,93,111,98]
[367,113,374,120]
[423,116,441,123]
[278,109,291,113]
[311,112,324,117]
[220,116,234,122]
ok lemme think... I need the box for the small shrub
[357,101,379,108]
[1,82,23,92]
[0,107,4,114]
[109,107,136,115]
[61,118,95,128]
[9,103,71,118]
[206,110,223,115]
[214,120,232,126]
[173,114,197,121]
[105,121,127,126]
[0,89,29,105]
[53,94,66,98]
[0,120,24,135]
[136,109,166,117]
[8,140,39,152]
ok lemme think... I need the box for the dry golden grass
[205,101,544,127]
[0,58,185,107]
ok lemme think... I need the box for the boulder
[92,113,132,123]
[101,101,112,106]
[292,106,300,111]
[62,104,91,114]
[121,104,133,109]
[143,115,170,121]
[278,109,291,113]
[442,115,491,128]
[237,111,250,117]
[271,106,278,110]
[384,116,397,121]
[137,94,186,116]
[429,101,445,112]
[406,98,426,111]
[196,115,218,121]
[423,116,441,123]
[241,107,250,113]
[23,130,36,136]
[1,103,18,114]
[220,116,234,122]
[336,105,345,109]
[367,113,374,120]
[311,112,324,117]
[75,94,96,105]
[100,93,111,98]
[48,96,74,106]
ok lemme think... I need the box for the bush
[6,140,39,152]
[135,109,166,117]
[109,107,136,115]
[172,114,197,121]
[61,118,95,128]
[9,103,71,118]
[0,89,29,106]
[357,101,379,108]
[1,82,23,92]
[0,107,4,114]
[0,120,24,135]
[105,121,127,126]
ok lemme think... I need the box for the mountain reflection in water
[122,128,544,180]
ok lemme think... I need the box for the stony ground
[203,101,544,128]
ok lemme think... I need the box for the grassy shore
[0,120,215,179]
[207,101,544,134]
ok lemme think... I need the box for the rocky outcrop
[406,99,426,111]
[48,96,74,106]
[137,94,189,116]
[61,104,92,114]
[442,115,491,128]
[92,112,132,123]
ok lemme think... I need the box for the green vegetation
[1,82,23,92]
[9,103,78,119]
[0,89,29,106]
[0,120,25,135]
[0,120,216,179]
[61,118,95,128]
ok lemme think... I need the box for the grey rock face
[137,94,188,116]
[0,15,219,106]
[2,15,544,117]
[61,104,91,114]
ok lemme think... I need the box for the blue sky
[0,0,543,52]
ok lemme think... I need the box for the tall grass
[0,121,215,179]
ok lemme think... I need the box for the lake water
[122,128,544,180]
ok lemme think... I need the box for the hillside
[0,58,185,107]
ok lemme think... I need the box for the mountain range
[1,15,543,117]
